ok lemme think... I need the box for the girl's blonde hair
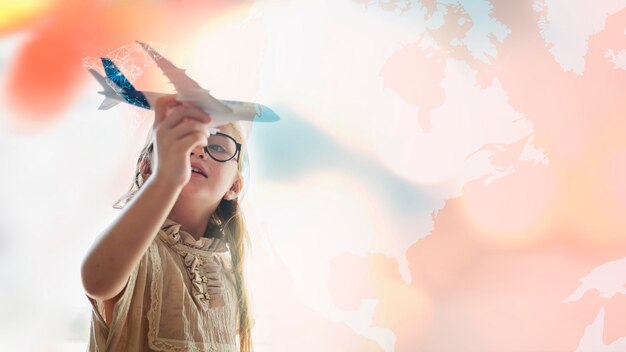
[113,121,254,352]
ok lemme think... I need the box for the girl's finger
[172,118,211,140]
[153,94,179,127]
[162,105,212,130]
[178,131,209,151]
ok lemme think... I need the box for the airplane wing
[136,40,232,114]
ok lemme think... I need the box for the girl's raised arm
[81,175,182,301]
[81,95,213,301]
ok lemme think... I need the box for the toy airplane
[88,40,279,129]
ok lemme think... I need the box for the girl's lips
[190,162,207,177]
[191,172,207,179]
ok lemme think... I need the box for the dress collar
[159,218,229,253]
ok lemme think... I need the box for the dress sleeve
[85,239,155,334]
[85,274,133,330]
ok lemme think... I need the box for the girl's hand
[150,94,212,189]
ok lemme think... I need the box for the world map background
[0,0,624,351]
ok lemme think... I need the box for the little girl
[82,94,254,351]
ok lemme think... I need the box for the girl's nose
[191,145,207,159]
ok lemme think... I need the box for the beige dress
[85,218,240,352]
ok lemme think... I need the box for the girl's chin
[185,174,210,186]
[182,177,214,192]
[179,184,213,199]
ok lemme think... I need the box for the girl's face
[140,123,243,207]
[179,123,243,203]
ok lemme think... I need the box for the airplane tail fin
[99,58,151,109]
[88,68,121,110]
[102,58,136,91]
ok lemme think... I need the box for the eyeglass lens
[205,134,237,161]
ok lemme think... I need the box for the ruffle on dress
[158,218,232,310]
[160,218,229,252]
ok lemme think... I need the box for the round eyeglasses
[203,132,241,163]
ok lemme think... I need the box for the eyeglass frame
[202,131,242,163]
